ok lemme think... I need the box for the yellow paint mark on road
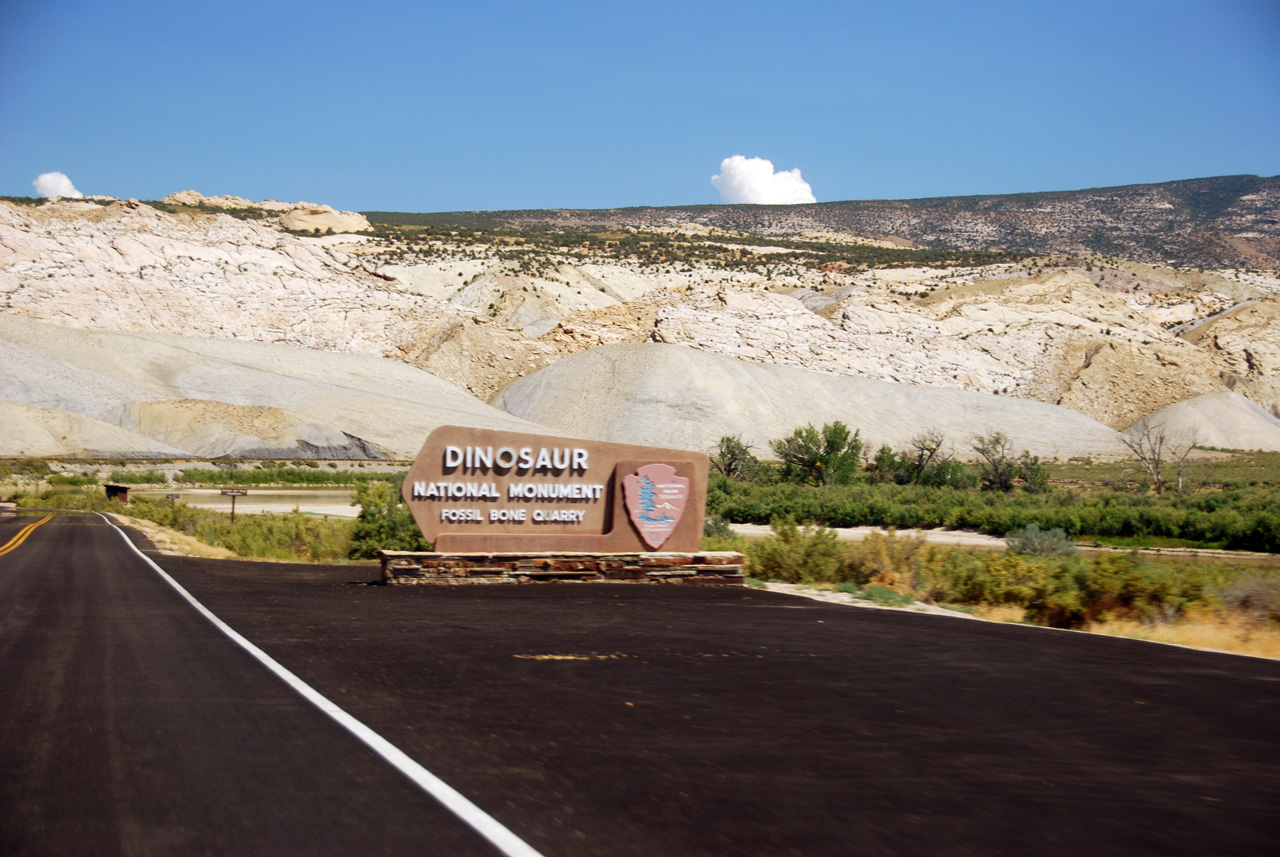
[0,516,52,558]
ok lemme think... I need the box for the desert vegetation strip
[358,217,1029,273]
[13,484,425,562]
[102,465,408,486]
[708,476,1280,552]
[719,520,1280,659]
[361,174,1280,269]
[707,427,1280,552]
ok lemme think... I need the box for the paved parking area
[159,551,1280,857]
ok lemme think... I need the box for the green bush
[1022,552,1211,628]
[738,524,1237,630]
[746,517,844,583]
[108,470,168,484]
[860,585,916,607]
[840,529,933,591]
[0,458,52,480]
[703,514,735,539]
[347,481,428,558]
[48,474,98,487]
[1006,524,1078,556]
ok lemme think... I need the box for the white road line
[100,515,547,857]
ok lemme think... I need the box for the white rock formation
[279,203,370,234]
[163,190,258,209]
[0,200,463,358]
[1180,301,1280,415]
[1126,393,1280,452]
[162,190,370,232]
[0,401,187,458]
[493,343,1127,459]
[3,194,1274,458]
[0,314,557,458]
[638,275,1237,427]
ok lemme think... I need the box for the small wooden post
[220,489,248,523]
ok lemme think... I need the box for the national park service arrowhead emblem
[622,463,690,550]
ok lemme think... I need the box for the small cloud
[33,171,83,199]
[711,155,815,205]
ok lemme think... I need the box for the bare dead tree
[1172,437,1197,493]
[1120,420,1197,494]
[709,435,760,481]
[904,430,947,484]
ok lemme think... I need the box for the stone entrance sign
[401,426,708,552]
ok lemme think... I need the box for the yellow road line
[0,516,52,558]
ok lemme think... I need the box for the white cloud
[711,155,815,205]
[33,171,83,199]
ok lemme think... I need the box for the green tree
[770,422,864,486]
[1018,450,1049,494]
[867,444,900,484]
[348,480,428,559]
[972,432,1018,492]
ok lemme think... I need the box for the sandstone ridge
[492,343,1130,459]
[0,314,555,458]
[3,181,1279,459]
[163,190,371,232]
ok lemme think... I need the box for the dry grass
[107,513,236,560]
[971,604,1027,624]
[1087,612,1280,660]
[970,603,1280,659]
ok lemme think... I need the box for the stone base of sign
[379,551,745,586]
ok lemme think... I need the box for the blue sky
[2,0,1277,211]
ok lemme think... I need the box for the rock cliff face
[163,190,372,232]
[539,276,1248,429]
[2,178,1278,458]
[493,343,1129,458]
[0,199,465,357]
[1180,302,1280,417]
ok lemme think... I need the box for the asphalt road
[3,510,1280,856]
[0,512,505,856]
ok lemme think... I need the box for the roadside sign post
[220,489,248,522]
[381,425,746,586]
[401,425,708,553]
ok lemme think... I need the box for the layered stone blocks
[380,551,744,585]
